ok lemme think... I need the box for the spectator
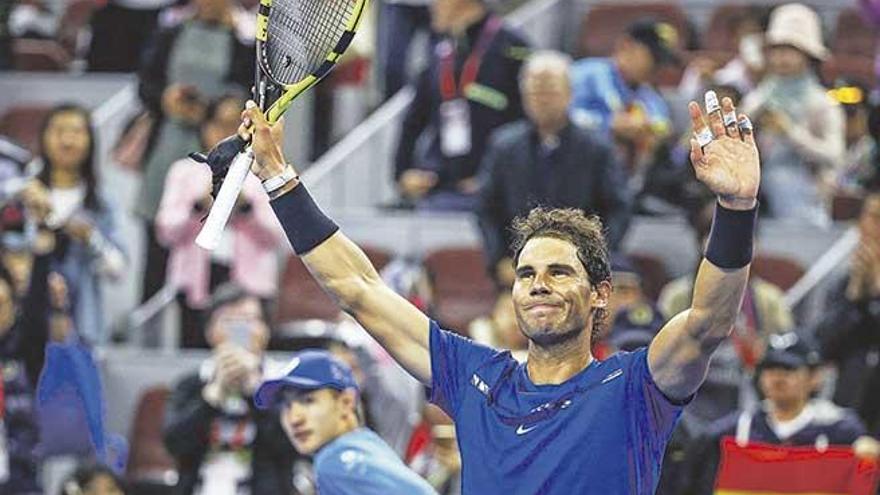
[156,94,283,348]
[477,51,630,285]
[58,463,126,495]
[34,104,126,345]
[163,283,297,495]
[685,332,868,495]
[678,6,769,100]
[814,191,880,433]
[393,0,529,211]
[604,255,652,327]
[0,265,41,495]
[570,19,678,179]
[376,0,432,99]
[826,80,877,194]
[406,404,461,495]
[740,3,844,225]
[659,198,794,429]
[136,0,253,305]
[87,0,187,72]
[254,349,438,494]
[469,293,527,362]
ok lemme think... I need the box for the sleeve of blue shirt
[626,348,690,466]
[428,320,499,420]
[316,449,437,495]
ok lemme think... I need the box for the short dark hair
[510,207,611,339]
[205,282,270,327]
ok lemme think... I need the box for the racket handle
[195,149,254,250]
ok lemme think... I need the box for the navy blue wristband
[270,184,339,255]
[705,201,758,269]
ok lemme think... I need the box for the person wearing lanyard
[476,50,631,288]
[394,0,530,212]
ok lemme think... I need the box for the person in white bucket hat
[741,2,844,226]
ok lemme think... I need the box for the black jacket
[137,21,254,158]
[163,372,297,495]
[394,14,529,192]
[814,274,880,433]
[476,120,631,272]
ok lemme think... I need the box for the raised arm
[241,103,432,385]
[648,92,760,400]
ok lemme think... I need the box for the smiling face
[512,237,609,347]
[279,388,357,455]
[43,110,91,176]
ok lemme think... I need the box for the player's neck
[526,334,593,385]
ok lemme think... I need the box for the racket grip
[195,149,254,250]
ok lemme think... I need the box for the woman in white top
[34,104,125,345]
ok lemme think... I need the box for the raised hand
[689,91,760,211]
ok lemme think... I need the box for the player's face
[758,366,812,408]
[44,111,91,174]
[512,237,604,346]
[279,388,351,455]
[522,68,571,130]
[766,45,809,78]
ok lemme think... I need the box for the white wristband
[261,165,297,194]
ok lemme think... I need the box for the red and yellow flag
[714,437,879,495]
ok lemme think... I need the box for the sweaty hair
[510,207,611,339]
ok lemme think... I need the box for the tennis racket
[190,0,368,250]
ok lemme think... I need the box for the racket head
[255,0,368,122]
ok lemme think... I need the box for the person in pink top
[156,94,284,347]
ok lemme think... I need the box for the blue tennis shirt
[429,320,686,494]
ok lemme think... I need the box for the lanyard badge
[437,16,503,158]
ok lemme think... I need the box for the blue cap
[608,302,664,351]
[254,349,358,409]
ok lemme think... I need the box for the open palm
[688,94,760,209]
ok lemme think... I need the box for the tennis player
[240,89,760,494]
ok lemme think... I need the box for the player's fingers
[689,101,713,149]
[689,138,705,167]
[704,90,725,138]
[738,115,755,145]
[271,116,285,141]
[721,97,740,140]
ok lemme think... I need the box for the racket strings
[264,0,356,85]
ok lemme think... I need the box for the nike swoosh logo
[516,424,538,435]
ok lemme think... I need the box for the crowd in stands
[3,0,880,493]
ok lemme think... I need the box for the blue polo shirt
[314,428,437,495]
[429,320,685,494]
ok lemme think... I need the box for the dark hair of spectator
[205,282,270,328]
[510,207,611,339]
[59,462,126,495]
[37,104,99,211]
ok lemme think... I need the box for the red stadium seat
[423,247,496,333]
[831,191,865,221]
[0,104,52,154]
[626,252,669,303]
[751,254,805,292]
[577,2,691,58]
[833,7,878,59]
[821,54,876,87]
[274,245,392,324]
[126,386,177,487]
[12,38,71,71]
